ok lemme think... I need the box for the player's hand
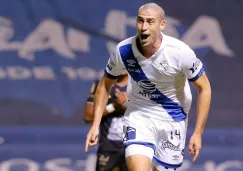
[115,88,127,105]
[85,125,99,152]
[188,133,202,162]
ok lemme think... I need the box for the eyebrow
[137,16,156,20]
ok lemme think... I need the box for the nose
[141,22,148,32]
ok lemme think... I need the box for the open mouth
[141,34,149,40]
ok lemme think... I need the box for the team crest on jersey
[124,126,136,141]
[152,59,169,73]
[158,60,169,71]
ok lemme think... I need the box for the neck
[137,34,162,58]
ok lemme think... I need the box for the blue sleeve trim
[123,141,156,152]
[153,156,183,169]
[188,66,205,82]
[104,69,119,79]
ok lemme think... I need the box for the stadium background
[0,0,242,170]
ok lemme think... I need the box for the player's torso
[132,45,185,100]
[120,36,191,120]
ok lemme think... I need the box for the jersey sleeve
[179,46,205,82]
[104,46,126,79]
[86,80,99,103]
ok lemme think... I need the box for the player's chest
[126,56,180,83]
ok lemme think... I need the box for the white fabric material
[105,33,203,121]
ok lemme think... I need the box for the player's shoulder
[112,36,136,58]
[163,34,195,60]
[117,36,135,48]
[164,34,192,52]
[114,36,136,55]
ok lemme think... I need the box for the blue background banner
[0,0,242,127]
[0,128,243,171]
[0,0,242,170]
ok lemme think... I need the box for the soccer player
[84,72,129,171]
[85,3,211,171]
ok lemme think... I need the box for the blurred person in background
[84,72,129,171]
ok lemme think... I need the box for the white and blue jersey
[105,33,204,122]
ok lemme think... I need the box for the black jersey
[86,80,127,152]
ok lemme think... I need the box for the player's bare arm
[84,98,121,123]
[85,74,117,152]
[189,72,211,162]
[84,103,115,123]
[92,75,117,126]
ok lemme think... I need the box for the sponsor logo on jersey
[172,155,180,161]
[160,139,181,151]
[189,59,201,73]
[138,80,160,98]
[127,68,140,73]
[138,80,156,93]
[127,59,136,67]
[107,58,116,71]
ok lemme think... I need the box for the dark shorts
[96,151,128,171]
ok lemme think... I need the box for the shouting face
[136,3,166,47]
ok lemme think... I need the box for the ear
[160,20,166,31]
